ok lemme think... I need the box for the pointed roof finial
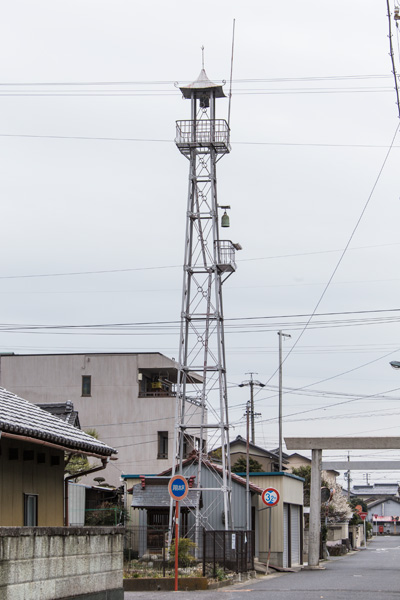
[201,45,205,69]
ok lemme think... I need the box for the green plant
[349,497,367,525]
[169,537,197,567]
[214,566,226,581]
[231,456,263,473]
[85,501,128,526]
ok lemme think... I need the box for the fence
[202,530,254,576]
[123,526,254,576]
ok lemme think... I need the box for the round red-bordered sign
[168,475,189,501]
[261,487,280,507]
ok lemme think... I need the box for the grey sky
[1,1,400,485]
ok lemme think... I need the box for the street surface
[125,536,400,600]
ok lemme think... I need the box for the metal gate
[202,530,254,575]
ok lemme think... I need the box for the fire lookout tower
[173,68,240,531]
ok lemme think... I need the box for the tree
[231,456,263,473]
[292,465,352,523]
[64,429,99,479]
[349,497,368,525]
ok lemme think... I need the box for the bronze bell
[221,211,230,228]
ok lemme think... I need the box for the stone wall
[0,527,124,600]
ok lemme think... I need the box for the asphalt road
[125,536,400,600]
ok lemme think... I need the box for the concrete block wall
[0,527,124,600]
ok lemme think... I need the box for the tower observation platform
[175,119,230,156]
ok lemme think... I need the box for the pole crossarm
[322,460,400,470]
[285,437,400,450]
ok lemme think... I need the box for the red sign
[261,488,280,507]
[359,512,368,521]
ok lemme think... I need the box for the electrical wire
[257,121,400,393]
[1,132,399,149]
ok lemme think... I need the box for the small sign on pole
[168,476,189,591]
[168,475,189,501]
[261,487,280,507]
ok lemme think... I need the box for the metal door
[283,503,289,567]
[290,505,301,566]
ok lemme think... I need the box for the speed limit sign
[261,487,280,507]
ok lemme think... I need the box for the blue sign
[168,475,189,501]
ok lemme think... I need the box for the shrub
[169,537,197,567]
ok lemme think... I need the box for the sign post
[168,475,189,591]
[261,488,280,574]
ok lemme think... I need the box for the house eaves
[0,387,116,458]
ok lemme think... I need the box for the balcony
[175,119,230,156]
[215,240,239,273]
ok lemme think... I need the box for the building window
[8,448,19,460]
[24,494,38,526]
[23,450,34,461]
[157,431,168,459]
[82,375,91,397]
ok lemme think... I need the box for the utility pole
[278,331,291,472]
[346,453,351,500]
[239,373,264,444]
[245,401,250,533]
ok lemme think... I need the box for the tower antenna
[228,18,236,128]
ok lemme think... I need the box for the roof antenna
[201,45,205,69]
[228,19,236,129]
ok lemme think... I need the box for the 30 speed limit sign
[261,487,280,507]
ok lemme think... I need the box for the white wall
[0,353,203,485]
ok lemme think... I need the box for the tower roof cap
[179,68,226,99]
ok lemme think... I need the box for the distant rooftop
[352,483,399,496]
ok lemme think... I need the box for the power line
[0,132,399,149]
[259,121,400,391]
[0,74,391,86]
[257,385,400,426]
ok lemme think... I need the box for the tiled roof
[37,401,80,428]
[131,478,200,509]
[0,387,116,457]
[367,497,400,508]
[159,454,263,495]
[352,484,399,496]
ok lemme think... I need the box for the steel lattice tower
[172,68,240,533]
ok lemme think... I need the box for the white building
[0,352,203,486]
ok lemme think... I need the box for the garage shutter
[290,505,301,566]
[283,503,289,568]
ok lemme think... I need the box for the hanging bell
[221,211,230,228]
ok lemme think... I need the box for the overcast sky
[1,1,400,485]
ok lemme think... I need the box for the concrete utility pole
[278,331,291,472]
[239,373,264,444]
[309,449,322,567]
[347,453,351,500]
[245,401,251,533]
